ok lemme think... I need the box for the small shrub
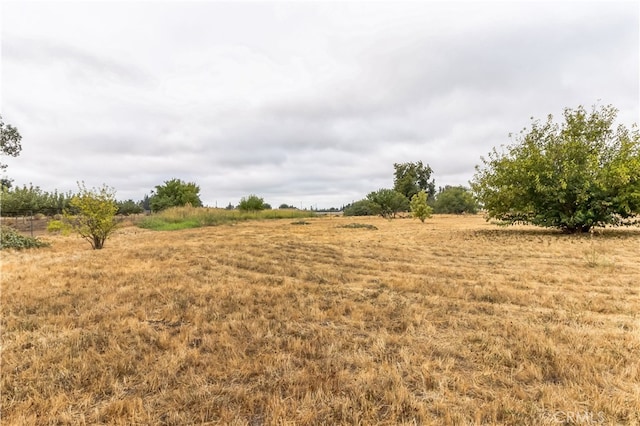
[0,225,50,250]
[410,190,433,222]
[47,220,71,235]
[291,220,311,225]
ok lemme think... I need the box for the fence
[0,209,63,238]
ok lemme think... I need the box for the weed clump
[0,225,50,250]
[337,223,378,230]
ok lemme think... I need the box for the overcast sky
[1,1,638,209]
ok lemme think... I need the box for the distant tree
[279,203,297,209]
[1,114,22,187]
[116,199,144,216]
[343,199,377,216]
[0,184,71,216]
[433,186,478,214]
[409,190,433,222]
[64,183,119,250]
[263,202,272,210]
[471,104,640,233]
[238,194,266,212]
[149,178,202,212]
[140,194,151,211]
[225,202,235,210]
[367,188,409,218]
[393,161,436,201]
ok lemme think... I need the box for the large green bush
[0,225,49,250]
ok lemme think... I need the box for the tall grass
[138,205,316,230]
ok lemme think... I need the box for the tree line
[2,103,639,237]
[343,161,478,219]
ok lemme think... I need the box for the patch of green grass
[138,206,316,231]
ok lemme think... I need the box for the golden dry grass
[1,215,639,425]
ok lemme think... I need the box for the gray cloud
[1,1,638,209]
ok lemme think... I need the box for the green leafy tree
[433,186,479,214]
[1,114,22,175]
[393,161,436,201]
[279,203,297,209]
[471,104,640,233]
[238,194,266,212]
[140,194,151,212]
[116,199,144,216]
[0,184,71,216]
[149,178,202,212]
[65,183,119,249]
[367,188,409,218]
[1,115,22,189]
[409,190,433,222]
[343,199,377,216]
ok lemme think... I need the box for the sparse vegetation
[2,215,639,424]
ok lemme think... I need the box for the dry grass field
[1,214,639,425]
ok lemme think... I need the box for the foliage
[279,203,296,209]
[46,220,71,235]
[337,223,378,230]
[0,225,50,250]
[433,186,479,214]
[238,194,267,212]
[139,194,151,211]
[1,184,71,216]
[149,178,202,212]
[64,183,119,249]
[366,188,409,218]
[471,105,640,233]
[409,190,433,222]
[343,199,378,216]
[393,161,436,201]
[139,205,316,231]
[0,114,22,175]
[116,199,144,216]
